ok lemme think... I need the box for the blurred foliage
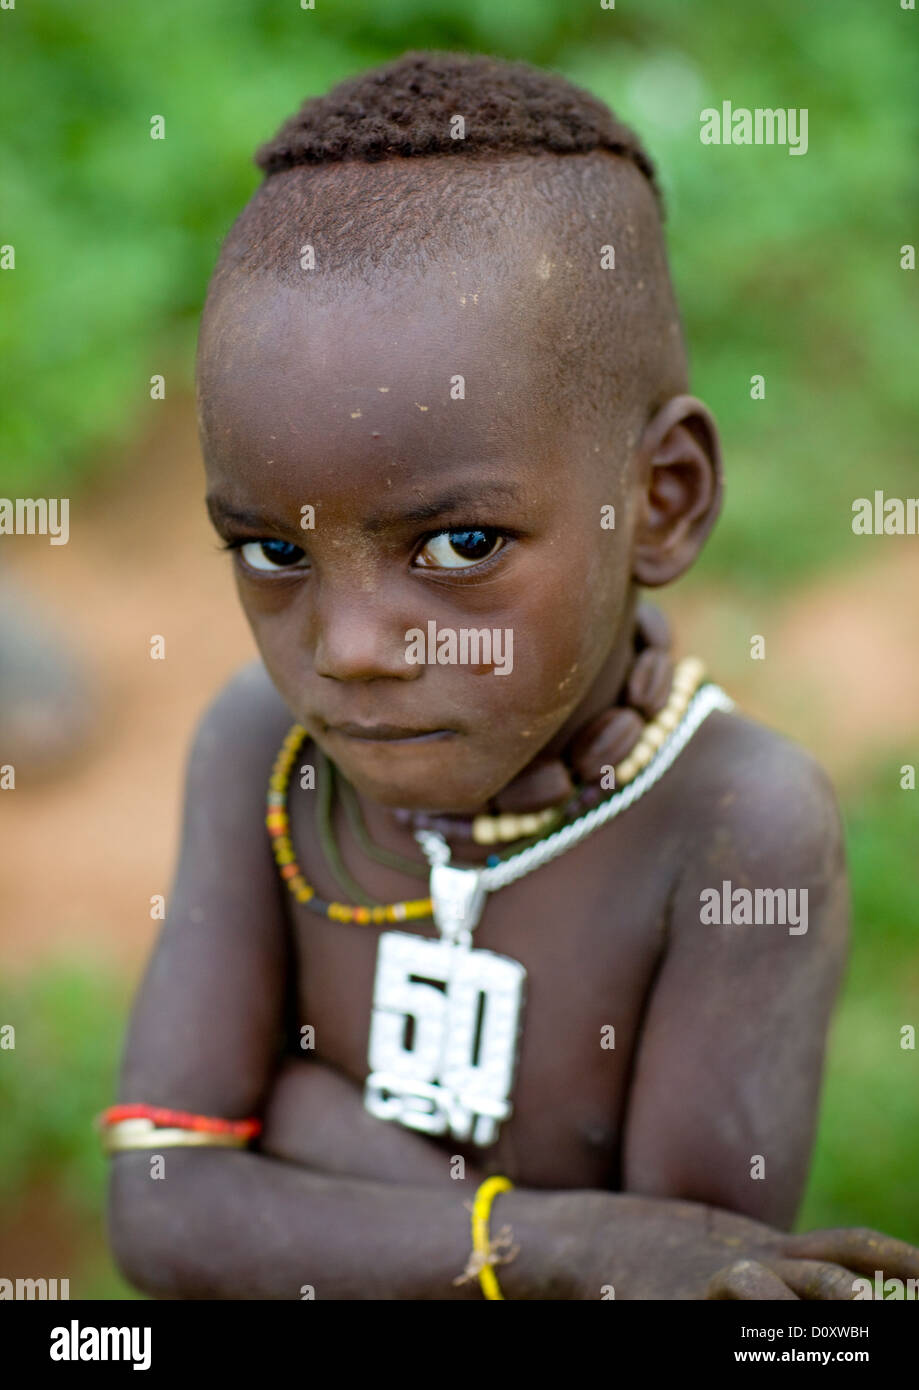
[0,964,124,1211]
[0,962,138,1297]
[1,0,917,587]
[0,0,915,1298]
[799,760,919,1245]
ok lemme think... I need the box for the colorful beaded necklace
[267,725,432,925]
[266,653,709,924]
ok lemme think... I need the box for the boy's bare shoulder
[195,658,291,741]
[185,660,294,823]
[671,705,846,902]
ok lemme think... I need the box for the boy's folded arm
[109,1144,605,1299]
[255,1051,492,1186]
[619,720,850,1230]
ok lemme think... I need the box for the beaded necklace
[266,654,708,924]
[267,725,432,925]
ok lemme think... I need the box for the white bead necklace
[364,681,734,1147]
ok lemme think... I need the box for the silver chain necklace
[363,682,734,1146]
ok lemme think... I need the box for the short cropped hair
[204,51,688,448]
[253,49,662,208]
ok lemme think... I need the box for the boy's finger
[766,1259,860,1301]
[707,1259,800,1300]
[783,1228,919,1282]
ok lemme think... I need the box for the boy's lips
[324,721,456,744]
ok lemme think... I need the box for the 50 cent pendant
[364,843,526,1147]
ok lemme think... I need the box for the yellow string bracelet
[455,1175,519,1300]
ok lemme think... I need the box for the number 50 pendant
[364,930,526,1147]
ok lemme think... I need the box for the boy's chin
[352,774,494,817]
[338,752,505,817]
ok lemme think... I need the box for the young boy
[105,51,919,1300]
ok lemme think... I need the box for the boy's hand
[714,1226,919,1301]
[577,1193,919,1300]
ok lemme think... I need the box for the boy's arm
[256,1052,490,1185]
[620,715,850,1229]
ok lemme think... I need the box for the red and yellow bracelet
[96,1104,261,1154]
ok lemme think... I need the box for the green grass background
[1,0,915,1295]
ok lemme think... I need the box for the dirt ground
[2,396,918,978]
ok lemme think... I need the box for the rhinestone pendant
[428,861,488,944]
[364,858,526,1146]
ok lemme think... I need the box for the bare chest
[285,795,680,1189]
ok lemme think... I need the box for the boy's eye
[415,529,505,570]
[239,539,308,572]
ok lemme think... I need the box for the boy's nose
[312,589,418,683]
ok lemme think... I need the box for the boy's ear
[630,395,723,587]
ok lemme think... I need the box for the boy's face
[198,253,643,813]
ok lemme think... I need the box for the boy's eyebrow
[207,482,524,534]
[363,481,523,532]
[206,497,294,533]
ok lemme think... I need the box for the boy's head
[197,51,722,814]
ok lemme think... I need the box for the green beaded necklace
[314,744,555,905]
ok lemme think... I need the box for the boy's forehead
[198,253,585,498]
[202,249,561,402]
